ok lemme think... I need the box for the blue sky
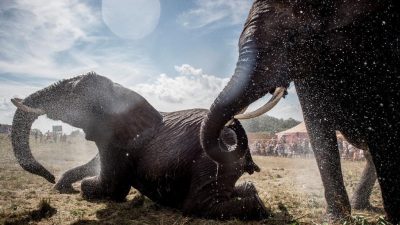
[0,0,303,133]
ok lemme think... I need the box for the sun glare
[102,0,161,40]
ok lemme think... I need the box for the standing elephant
[200,0,399,223]
[11,73,269,220]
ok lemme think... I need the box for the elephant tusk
[225,106,248,126]
[11,98,45,115]
[234,87,285,120]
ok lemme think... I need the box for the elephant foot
[130,194,145,207]
[230,194,270,220]
[325,193,351,222]
[81,176,107,201]
[351,197,383,212]
[325,207,351,224]
[235,182,270,220]
[81,176,129,202]
[54,182,79,194]
[324,201,351,223]
[220,194,270,220]
[351,200,375,211]
[183,191,269,220]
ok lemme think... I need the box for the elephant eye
[91,104,105,116]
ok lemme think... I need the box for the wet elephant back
[138,108,207,174]
[131,109,208,206]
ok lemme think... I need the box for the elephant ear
[107,83,162,148]
[82,78,163,148]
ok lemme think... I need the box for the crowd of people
[337,139,365,161]
[31,130,68,144]
[251,137,313,158]
[251,136,365,161]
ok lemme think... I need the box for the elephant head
[11,72,163,183]
[200,0,388,164]
[200,1,296,163]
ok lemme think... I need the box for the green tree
[240,115,300,134]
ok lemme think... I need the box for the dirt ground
[0,134,388,225]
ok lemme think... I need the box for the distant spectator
[61,134,67,143]
[338,139,344,156]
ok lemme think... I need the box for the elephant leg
[81,175,130,202]
[233,181,258,198]
[350,151,377,210]
[184,185,268,220]
[368,141,400,224]
[207,193,269,220]
[183,158,268,220]
[296,80,351,220]
[54,154,100,193]
[308,126,351,219]
[81,145,131,201]
[232,181,271,218]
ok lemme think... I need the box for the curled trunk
[11,78,74,183]
[200,1,291,164]
[12,101,55,183]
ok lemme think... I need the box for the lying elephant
[199,0,400,223]
[11,72,268,220]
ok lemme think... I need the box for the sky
[0,0,303,134]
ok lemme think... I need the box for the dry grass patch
[0,134,387,224]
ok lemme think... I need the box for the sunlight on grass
[0,134,386,224]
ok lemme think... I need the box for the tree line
[240,115,301,134]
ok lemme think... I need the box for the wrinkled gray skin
[350,150,378,211]
[200,0,399,223]
[11,73,268,220]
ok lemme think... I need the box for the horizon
[0,0,303,134]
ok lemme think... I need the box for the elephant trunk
[11,78,74,183]
[12,108,55,183]
[200,2,292,164]
[200,41,271,163]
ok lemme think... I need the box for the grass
[0,134,387,225]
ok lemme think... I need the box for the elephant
[10,72,269,220]
[199,0,399,223]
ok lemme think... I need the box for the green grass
[0,134,388,224]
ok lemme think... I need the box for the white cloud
[133,64,229,111]
[0,0,97,78]
[0,101,15,125]
[178,0,252,29]
[0,0,156,83]
[174,64,203,76]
